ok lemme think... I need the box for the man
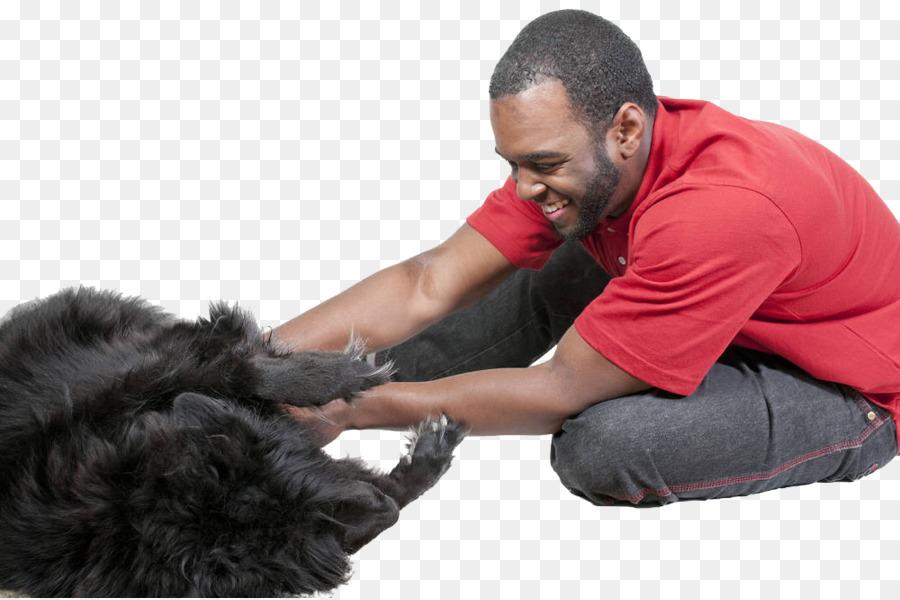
[275,10,900,506]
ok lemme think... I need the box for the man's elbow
[399,254,454,326]
[540,351,652,423]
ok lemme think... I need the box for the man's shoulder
[649,96,851,211]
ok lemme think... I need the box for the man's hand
[279,398,354,448]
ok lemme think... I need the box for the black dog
[0,287,466,597]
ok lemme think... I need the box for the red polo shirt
[467,97,900,441]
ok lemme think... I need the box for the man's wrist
[348,382,416,432]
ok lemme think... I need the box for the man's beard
[555,145,621,242]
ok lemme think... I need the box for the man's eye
[533,163,556,171]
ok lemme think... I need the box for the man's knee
[550,397,676,506]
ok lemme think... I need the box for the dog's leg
[332,415,466,554]
[187,303,391,407]
[348,415,467,510]
[250,346,392,407]
[382,414,467,507]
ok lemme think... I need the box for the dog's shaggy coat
[0,288,465,597]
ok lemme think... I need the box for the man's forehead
[491,88,588,159]
[489,82,587,142]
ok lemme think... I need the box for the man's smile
[540,198,571,215]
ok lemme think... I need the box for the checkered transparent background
[1,1,899,598]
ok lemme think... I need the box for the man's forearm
[284,327,651,443]
[347,363,598,436]
[274,225,518,354]
[344,327,652,436]
[274,259,436,353]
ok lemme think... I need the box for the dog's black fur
[0,287,466,597]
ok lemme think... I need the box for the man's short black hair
[490,10,657,133]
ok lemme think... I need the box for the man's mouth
[541,199,571,215]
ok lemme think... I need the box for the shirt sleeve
[466,177,564,270]
[574,186,802,395]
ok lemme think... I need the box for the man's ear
[610,102,647,159]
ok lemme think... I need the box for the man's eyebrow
[494,148,567,162]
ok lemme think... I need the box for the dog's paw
[405,414,466,461]
[384,414,467,506]
[253,348,394,408]
[338,338,393,399]
[338,354,393,400]
[393,414,467,487]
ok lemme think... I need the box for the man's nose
[515,169,547,201]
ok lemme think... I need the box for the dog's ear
[334,482,401,555]
[172,392,232,427]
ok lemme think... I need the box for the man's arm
[274,223,519,353]
[297,326,650,440]
[277,222,649,442]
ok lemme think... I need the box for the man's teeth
[542,199,570,214]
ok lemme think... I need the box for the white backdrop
[1,1,898,598]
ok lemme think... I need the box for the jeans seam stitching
[614,415,890,504]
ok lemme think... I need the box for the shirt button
[618,256,626,265]
[867,411,877,421]
[607,227,616,233]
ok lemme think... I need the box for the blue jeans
[381,243,898,506]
